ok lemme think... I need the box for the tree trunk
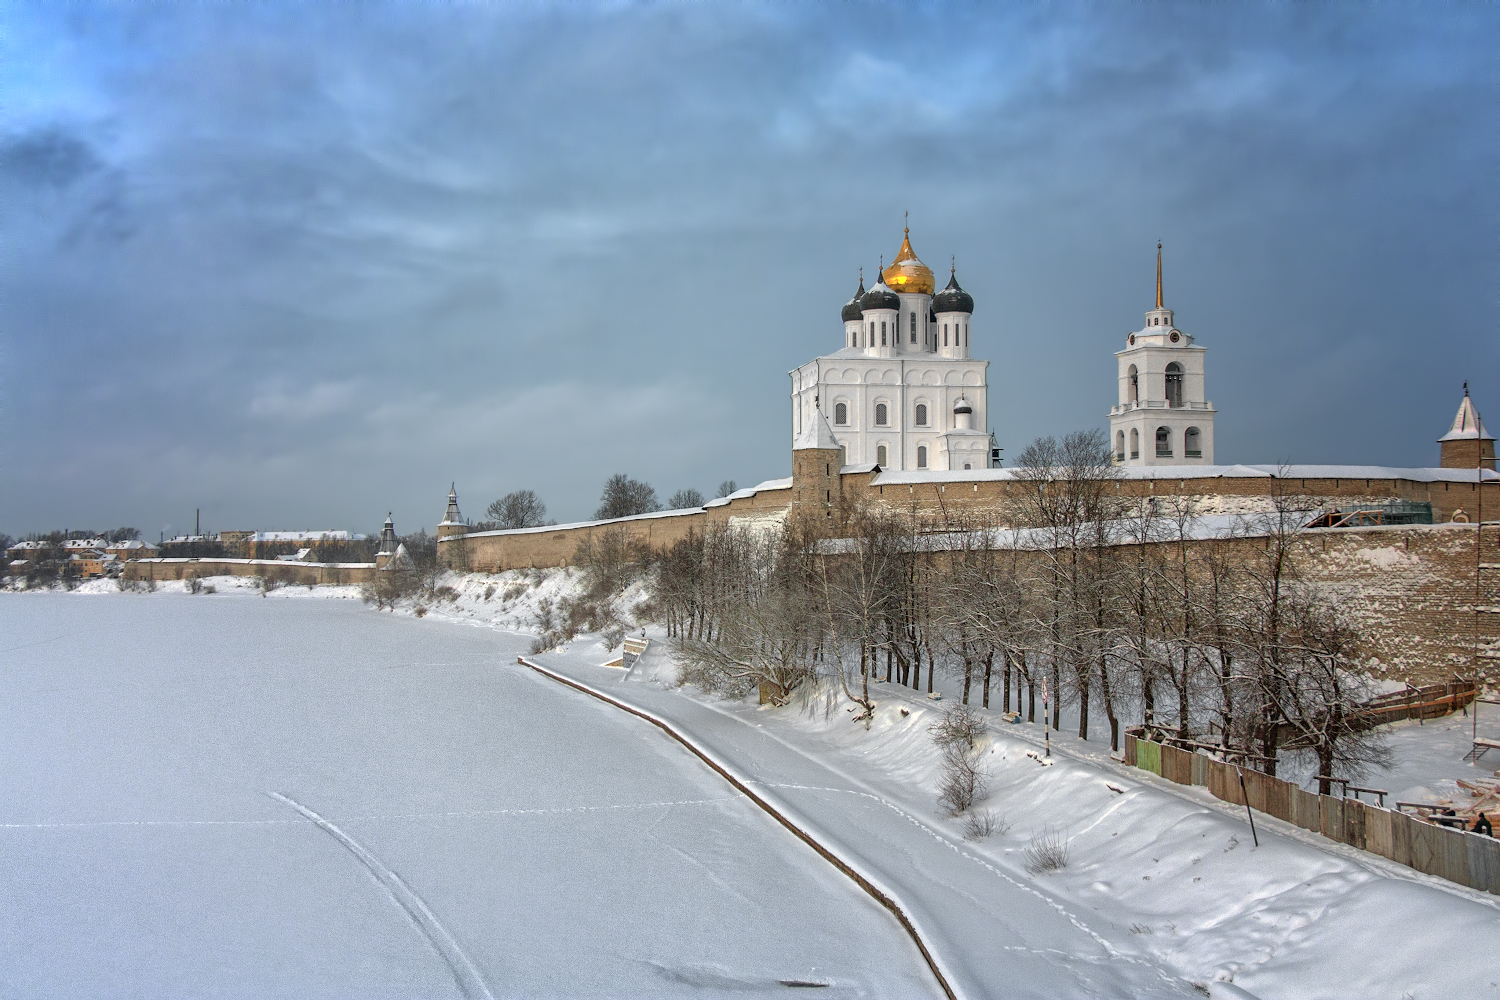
[1002,652,1012,713]
[981,652,993,710]
[1051,661,1061,731]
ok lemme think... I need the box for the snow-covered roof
[455,505,705,540]
[702,478,792,509]
[793,408,841,451]
[133,557,376,568]
[105,539,157,550]
[251,530,365,542]
[1438,392,1492,442]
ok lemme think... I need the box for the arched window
[875,403,888,426]
[1128,364,1139,403]
[1184,426,1202,458]
[881,321,886,345]
[915,403,928,426]
[963,463,971,470]
[876,444,887,466]
[1116,430,1125,461]
[839,445,847,465]
[1165,362,1183,406]
[917,446,928,469]
[834,402,848,425]
[910,312,916,343]
[1129,428,1139,459]
[1155,426,1171,457]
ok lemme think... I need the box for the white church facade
[790,228,996,472]
[1109,244,1217,466]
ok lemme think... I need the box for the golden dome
[881,228,935,296]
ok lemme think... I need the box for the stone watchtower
[436,484,467,539]
[374,513,399,569]
[792,406,844,523]
[1438,385,1495,471]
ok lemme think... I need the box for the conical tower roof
[1438,387,1493,442]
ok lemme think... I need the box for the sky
[1,2,1494,537]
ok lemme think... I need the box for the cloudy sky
[1,2,1494,537]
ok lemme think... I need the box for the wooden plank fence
[1123,731,1500,895]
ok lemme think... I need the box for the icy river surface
[0,593,939,998]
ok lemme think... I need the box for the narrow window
[881,321,886,345]
[943,324,948,346]
[1155,426,1171,457]
[1130,428,1139,459]
[917,446,928,469]
[964,323,968,347]
[910,311,916,343]
[1128,364,1139,403]
[835,402,848,425]
[877,445,887,466]
[1116,430,1125,461]
[875,403,888,426]
[915,404,927,426]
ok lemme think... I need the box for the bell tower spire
[1155,241,1163,309]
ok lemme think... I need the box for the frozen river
[0,593,938,998]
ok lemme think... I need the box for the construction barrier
[1123,731,1500,895]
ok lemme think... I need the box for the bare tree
[715,480,739,499]
[668,488,706,510]
[674,524,823,705]
[596,475,660,520]
[486,490,547,529]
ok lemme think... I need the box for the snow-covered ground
[409,569,1500,998]
[8,573,1499,998]
[0,589,938,998]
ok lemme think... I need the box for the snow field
[0,593,940,998]
[15,571,1500,997]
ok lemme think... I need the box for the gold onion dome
[881,228,935,295]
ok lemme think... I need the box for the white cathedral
[790,228,996,472]
[792,230,1217,471]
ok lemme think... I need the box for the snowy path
[0,594,940,998]
[525,648,1202,999]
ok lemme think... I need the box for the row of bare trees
[654,430,1389,786]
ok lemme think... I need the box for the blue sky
[1,2,1494,536]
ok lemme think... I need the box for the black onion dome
[933,270,974,314]
[953,396,973,414]
[861,279,900,312]
[841,276,866,322]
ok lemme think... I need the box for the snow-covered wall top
[867,464,1498,487]
[454,477,793,541]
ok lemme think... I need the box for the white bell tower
[1109,244,1216,466]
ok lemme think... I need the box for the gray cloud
[0,2,1494,537]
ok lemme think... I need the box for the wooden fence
[1125,732,1500,895]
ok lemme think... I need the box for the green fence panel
[1137,740,1161,776]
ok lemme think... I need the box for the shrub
[1023,828,1070,875]
[963,809,1009,841]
